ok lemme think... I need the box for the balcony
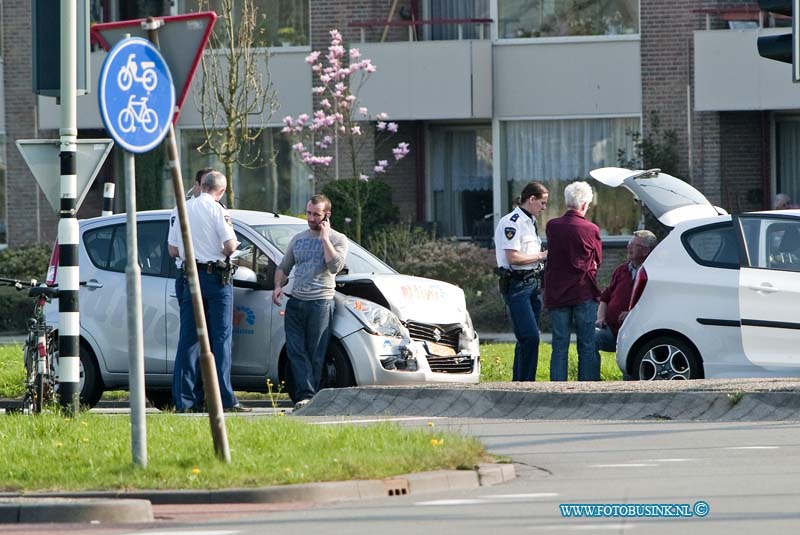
[349,19,493,120]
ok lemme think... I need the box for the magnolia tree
[282,29,410,242]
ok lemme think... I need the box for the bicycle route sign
[98,37,175,153]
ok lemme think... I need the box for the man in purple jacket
[543,181,603,381]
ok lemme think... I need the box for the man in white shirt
[168,171,249,412]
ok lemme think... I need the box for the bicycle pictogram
[117,53,158,92]
[118,95,159,134]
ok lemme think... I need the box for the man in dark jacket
[543,181,603,381]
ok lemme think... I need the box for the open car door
[736,214,800,367]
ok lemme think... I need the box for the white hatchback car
[45,210,480,407]
[591,167,800,380]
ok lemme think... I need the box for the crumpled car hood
[336,273,468,324]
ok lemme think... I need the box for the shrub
[0,243,52,281]
[363,222,436,269]
[322,179,399,243]
[0,243,54,334]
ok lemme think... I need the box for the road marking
[723,446,779,450]
[415,493,558,506]
[640,458,696,462]
[415,499,485,506]
[532,525,635,532]
[312,417,447,425]
[124,531,239,535]
[590,463,659,468]
[485,493,559,499]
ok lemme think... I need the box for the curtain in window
[431,130,492,192]
[777,120,800,207]
[504,117,637,181]
[430,0,490,40]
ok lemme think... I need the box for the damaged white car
[44,210,480,407]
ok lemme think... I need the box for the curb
[0,464,514,523]
[0,497,153,524]
[296,387,800,421]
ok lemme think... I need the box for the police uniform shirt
[494,205,543,271]
[168,193,237,266]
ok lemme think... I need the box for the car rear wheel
[53,345,104,408]
[632,336,704,380]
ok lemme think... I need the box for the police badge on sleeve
[505,227,516,240]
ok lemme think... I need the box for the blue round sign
[98,37,175,153]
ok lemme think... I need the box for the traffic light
[757,0,800,81]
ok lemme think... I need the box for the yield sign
[91,12,217,124]
[16,139,115,213]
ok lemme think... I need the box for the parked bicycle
[0,278,59,413]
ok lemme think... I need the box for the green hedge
[0,243,53,333]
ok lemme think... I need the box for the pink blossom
[351,125,361,135]
[281,126,292,133]
[282,116,293,126]
[345,95,356,103]
[350,48,361,59]
[329,29,342,44]
[292,142,305,152]
[311,64,322,73]
[320,74,331,83]
[320,99,331,109]
[312,86,325,95]
[376,112,389,121]
[387,122,398,133]
[392,142,410,160]
[297,113,309,125]
[358,107,369,116]
[365,63,377,73]
[305,51,321,64]
[377,121,387,131]
[374,164,386,174]
[359,174,369,181]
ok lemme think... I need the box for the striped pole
[101,182,115,216]
[58,0,80,413]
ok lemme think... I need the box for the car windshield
[250,224,396,275]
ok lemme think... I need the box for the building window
[430,126,493,238]
[775,116,800,209]
[497,0,639,39]
[183,0,310,47]
[428,0,490,40]
[179,127,310,215]
[502,117,640,236]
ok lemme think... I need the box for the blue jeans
[502,278,542,381]
[172,271,236,411]
[549,300,600,381]
[595,326,617,353]
[284,297,334,402]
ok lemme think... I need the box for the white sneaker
[294,398,312,411]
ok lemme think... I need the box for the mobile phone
[322,214,329,223]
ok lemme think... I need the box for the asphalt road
[5,416,799,535]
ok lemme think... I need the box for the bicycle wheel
[21,338,37,414]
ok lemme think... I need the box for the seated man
[595,230,657,352]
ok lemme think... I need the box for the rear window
[682,222,740,269]
[83,221,169,276]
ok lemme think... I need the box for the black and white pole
[58,0,80,413]
[101,182,115,216]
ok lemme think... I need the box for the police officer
[494,181,549,381]
[167,171,250,412]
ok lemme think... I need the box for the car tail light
[629,266,648,310]
[46,240,59,286]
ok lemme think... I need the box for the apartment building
[2,0,799,247]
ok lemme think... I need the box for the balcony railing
[348,18,493,43]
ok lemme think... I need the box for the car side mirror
[232,266,266,290]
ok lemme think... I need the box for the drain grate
[383,478,409,496]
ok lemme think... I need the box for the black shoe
[225,403,252,413]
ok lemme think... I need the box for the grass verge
[0,413,487,492]
[480,343,622,382]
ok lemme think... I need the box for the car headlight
[343,297,406,337]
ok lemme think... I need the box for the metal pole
[101,182,115,216]
[58,0,80,414]
[124,151,147,468]
[145,18,230,463]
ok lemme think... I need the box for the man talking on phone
[273,194,348,410]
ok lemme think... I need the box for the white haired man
[543,181,603,381]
